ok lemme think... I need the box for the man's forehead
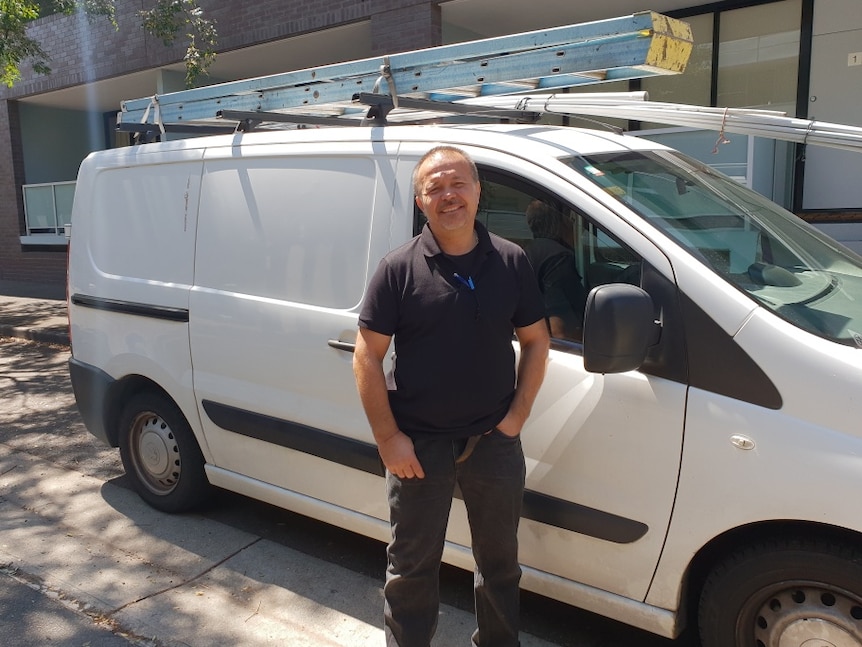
[419,155,474,182]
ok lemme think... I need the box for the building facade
[1,0,859,287]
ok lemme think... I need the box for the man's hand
[494,412,525,438]
[378,430,426,479]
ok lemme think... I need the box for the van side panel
[193,156,372,309]
[648,307,862,611]
[190,141,403,520]
[68,149,204,448]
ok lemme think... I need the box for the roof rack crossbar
[116,122,236,135]
[353,93,542,123]
[211,94,544,130]
[216,110,359,129]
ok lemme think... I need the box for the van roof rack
[117,11,692,134]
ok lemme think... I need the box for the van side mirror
[583,284,657,374]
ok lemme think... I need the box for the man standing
[353,145,550,647]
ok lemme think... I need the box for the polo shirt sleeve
[358,257,400,336]
[512,251,548,329]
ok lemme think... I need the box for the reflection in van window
[568,151,862,347]
[453,172,642,344]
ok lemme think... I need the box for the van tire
[698,538,862,647]
[118,391,210,513]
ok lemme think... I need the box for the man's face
[414,152,481,236]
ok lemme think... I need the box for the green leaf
[139,0,217,85]
[2,0,216,87]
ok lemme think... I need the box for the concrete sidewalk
[0,280,69,346]
[0,443,560,647]
[0,444,385,646]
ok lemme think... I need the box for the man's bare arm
[495,319,550,437]
[353,327,425,478]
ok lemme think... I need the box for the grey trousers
[384,429,525,647]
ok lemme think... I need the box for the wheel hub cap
[135,414,180,490]
[140,426,171,476]
[780,619,857,646]
[756,586,862,647]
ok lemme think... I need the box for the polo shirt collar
[420,220,494,258]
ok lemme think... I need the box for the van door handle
[328,339,356,353]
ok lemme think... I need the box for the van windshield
[567,150,862,348]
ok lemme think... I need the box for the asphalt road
[0,336,698,647]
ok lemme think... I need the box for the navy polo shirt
[358,221,545,439]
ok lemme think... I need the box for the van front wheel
[118,391,209,513]
[698,539,862,647]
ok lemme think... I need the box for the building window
[625,0,803,211]
[639,0,801,117]
[22,181,75,242]
[717,0,801,112]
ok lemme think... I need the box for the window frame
[412,164,645,348]
[21,181,76,247]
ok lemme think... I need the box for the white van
[68,123,862,646]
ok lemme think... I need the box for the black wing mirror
[583,284,658,374]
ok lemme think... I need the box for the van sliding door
[189,140,403,530]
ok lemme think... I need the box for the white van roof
[89,123,667,167]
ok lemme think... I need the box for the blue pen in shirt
[454,273,475,290]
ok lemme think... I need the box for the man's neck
[433,227,478,256]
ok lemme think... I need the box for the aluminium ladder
[117,11,692,132]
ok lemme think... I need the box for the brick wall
[371,1,442,54]
[0,100,68,284]
[5,3,151,99]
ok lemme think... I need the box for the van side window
[469,169,642,344]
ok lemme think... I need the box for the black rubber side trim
[522,490,648,544]
[202,400,648,544]
[68,357,115,446]
[202,400,384,476]
[71,294,189,322]
[681,294,783,409]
